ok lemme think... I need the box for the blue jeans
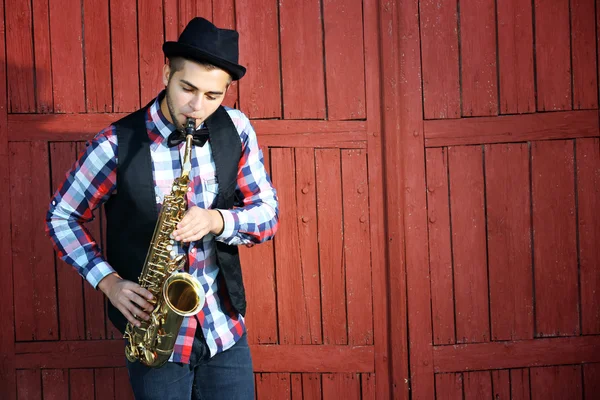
[126,333,254,400]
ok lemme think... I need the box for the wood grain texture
[570,0,598,109]
[213,1,239,109]
[70,369,95,400]
[49,0,85,113]
[424,110,599,147]
[485,143,534,341]
[95,368,115,400]
[110,0,140,112]
[236,0,281,119]
[316,149,348,345]
[576,138,600,334]
[534,0,572,111]
[42,369,68,400]
[510,369,531,400]
[342,149,373,345]
[532,140,579,337]
[491,370,510,400]
[530,365,582,400]
[463,371,492,400]
[322,373,361,400]
[6,0,35,112]
[256,373,291,400]
[10,142,58,341]
[433,336,600,373]
[137,0,165,106]
[435,373,463,400]
[323,0,366,120]
[279,0,326,119]
[420,0,461,119]
[83,0,112,112]
[583,363,600,400]
[448,146,490,343]
[459,0,498,116]
[426,148,456,345]
[497,0,535,114]
[16,369,41,400]
[32,0,53,113]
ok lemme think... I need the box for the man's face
[161,60,231,130]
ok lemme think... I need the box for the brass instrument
[124,118,205,368]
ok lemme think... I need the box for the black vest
[104,103,246,333]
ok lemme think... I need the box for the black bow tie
[167,126,210,147]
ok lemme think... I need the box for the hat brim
[163,42,246,80]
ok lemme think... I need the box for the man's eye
[206,95,217,100]
[183,87,193,92]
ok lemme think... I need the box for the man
[46,17,279,399]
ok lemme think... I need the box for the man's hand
[98,273,154,328]
[172,206,224,242]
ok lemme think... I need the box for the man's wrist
[97,272,120,294]
[211,209,225,236]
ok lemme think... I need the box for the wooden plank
[448,146,490,343]
[73,142,108,340]
[16,369,41,400]
[576,138,600,334]
[114,367,135,400]
[424,110,599,147]
[510,368,531,400]
[0,0,16,396]
[271,148,312,344]
[32,0,53,113]
[95,368,115,400]
[5,0,35,112]
[42,369,68,400]
[295,148,322,344]
[10,142,58,341]
[212,1,239,109]
[363,0,391,395]
[571,0,598,109]
[110,0,140,112]
[83,0,112,112]
[459,0,498,116]
[426,148,456,345]
[49,0,85,112]
[497,0,535,114]
[316,149,347,345]
[361,373,375,399]
[236,0,281,118]
[534,0,572,111]
[302,374,322,399]
[322,373,360,400]
[485,143,534,341]
[342,149,373,345]
[279,0,326,119]
[256,373,291,400]
[163,0,177,42]
[463,371,492,400]
[583,363,600,400]
[240,144,277,345]
[70,369,95,400]
[491,370,510,400]
[323,0,366,120]
[435,373,463,400]
[433,336,600,373]
[511,369,531,400]
[50,142,86,340]
[386,0,426,398]
[8,113,366,140]
[16,340,374,372]
[530,365,582,400]
[290,374,302,399]
[420,0,460,119]
[532,140,579,337]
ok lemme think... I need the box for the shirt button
[155,195,161,202]
[52,201,56,206]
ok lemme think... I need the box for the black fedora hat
[163,17,246,80]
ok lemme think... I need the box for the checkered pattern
[46,92,279,363]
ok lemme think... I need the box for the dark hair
[167,56,232,84]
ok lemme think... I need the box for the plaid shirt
[46,92,279,363]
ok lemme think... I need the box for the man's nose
[189,95,204,112]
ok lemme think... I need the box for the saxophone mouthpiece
[185,118,195,135]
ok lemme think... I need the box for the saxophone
[124,118,205,368]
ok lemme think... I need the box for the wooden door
[382,0,600,399]
[0,0,390,399]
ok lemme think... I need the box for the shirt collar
[148,90,177,150]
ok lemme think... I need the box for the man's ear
[162,63,171,86]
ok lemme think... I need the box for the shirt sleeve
[216,114,279,246]
[45,126,118,288]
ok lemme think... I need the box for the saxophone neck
[181,118,195,177]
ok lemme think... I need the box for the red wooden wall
[381,0,600,399]
[0,0,386,399]
[0,0,599,399]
